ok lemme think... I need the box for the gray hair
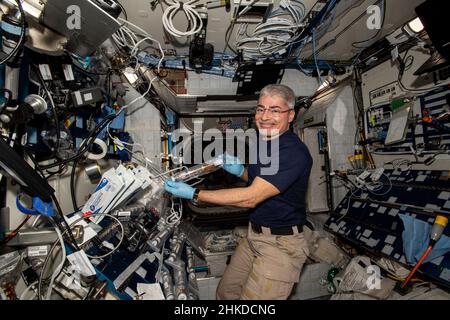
[260,84,296,109]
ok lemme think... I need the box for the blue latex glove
[164,180,195,200]
[221,153,244,177]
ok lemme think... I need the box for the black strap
[251,222,303,235]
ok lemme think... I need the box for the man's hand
[221,153,244,178]
[164,181,195,199]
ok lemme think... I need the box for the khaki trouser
[216,224,309,300]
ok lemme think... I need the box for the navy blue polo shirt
[247,130,313,228]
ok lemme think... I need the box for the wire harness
[162,0,204,37]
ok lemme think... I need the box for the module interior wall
[326,85,358,209]
[361,49,450,170]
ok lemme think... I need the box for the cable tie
[16,194,38,216]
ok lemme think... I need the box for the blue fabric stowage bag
[399,214,450,265]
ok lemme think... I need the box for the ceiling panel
[119,0,318,56]
[299,0,427,61]
[120,0,427,60]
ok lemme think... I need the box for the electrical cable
[83,214,125,259]
[290,0,336,64]
[307,0,378,60]
[352,77,376,169]
[31,215,41,228]
[39,69,157,175]
[166,198,183,225]
[37,213,124,300]
[70,58,109,76]
[34,67,61,156]
[116,1,128,21]
[0,134,48,179]
[384,158,413,173]
[336,187,362,223]
[312,29,323,84]
[19,281,38,300]
[44,164,67,181]
[235,0,307,59]
[122,69,158,109]
[114,18,165,74]
[350,0,386,67]
[70,160,79,212]
[403,55,414,72]
[222,0,243,58]
[334,170,393,223]
[0,88,13,115]
[161,0,203,37]
[105,70,159,169]
[39,114,116,170]
[0,215,31,245]
[397,49,437,94]
[45,223,66,300]
[37,219,65,300]
[51,193,80,250]
[364,173,392,196]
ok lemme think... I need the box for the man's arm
[198,176,278,208]
[240,168,248,183]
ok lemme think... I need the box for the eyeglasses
[254,106,292,116]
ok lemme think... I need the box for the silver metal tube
[167,232,186,263]
[172,262,188,300]
[148,226,174,252]
[161,268,175,300]
[172,163,221,182]
[186,246,199,300]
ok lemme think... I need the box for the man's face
[255,94,295,139]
